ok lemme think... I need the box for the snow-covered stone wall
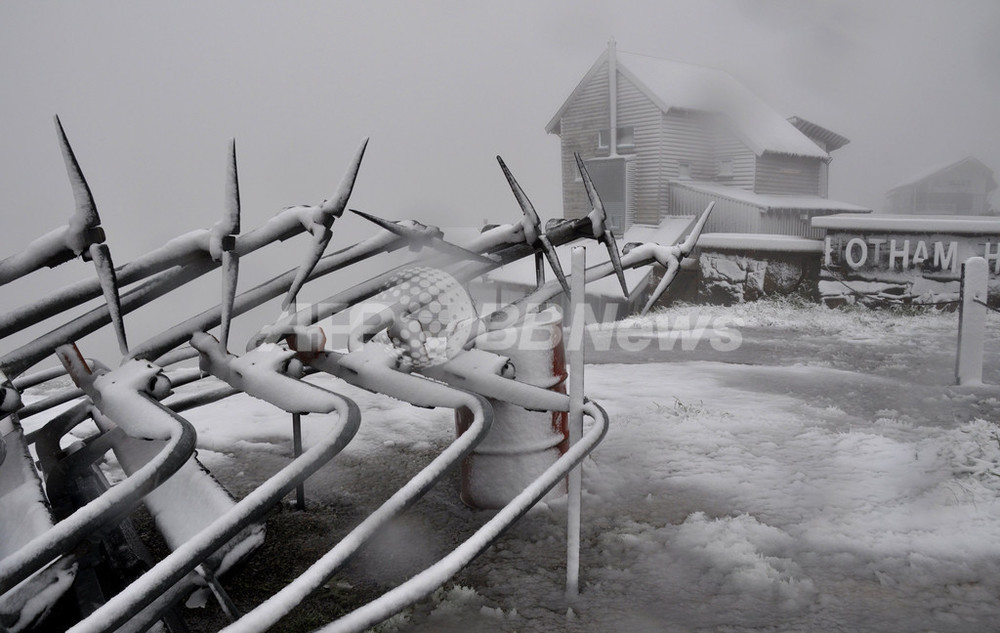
[813,214,1000,308]
[690,233,823,305]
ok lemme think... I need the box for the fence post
[566,246,585,599]
[956,256,988,386]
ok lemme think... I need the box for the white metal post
[956,256,989,385]
[566,246,586,598]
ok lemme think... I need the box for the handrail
[67,391,362,633]
[0,393,196,593]
[203,346,494,633]
[234,399,608,633]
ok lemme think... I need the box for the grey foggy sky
[1,1,998,359]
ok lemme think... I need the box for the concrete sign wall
[812,214,1000,307]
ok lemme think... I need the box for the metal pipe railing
[67,392,362,633]
[0,392,196,593]
[209,347,494,633]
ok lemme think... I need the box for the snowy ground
[24,300,1000,632]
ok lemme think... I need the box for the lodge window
[616,126,635,149]
[597,127,635,152]
[597,129,610,150]
[717,158,734,178]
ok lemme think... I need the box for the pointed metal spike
[223,139,241,236]
[538,234,571,296]
[350,208,409,237]
[316,138,369,225]
[280,141,367,309]
[497,156,541,242]
[641,260,680,315]
[602,232,630,298]
[54,115,100,229]
[574,153,604,215]
[282,226,332,310]
[217,140,242,352]
[534,251,545,287]
[219,251,239,352]
[89,243,128,355]
[351,209,496,265]
[678,201,714,257]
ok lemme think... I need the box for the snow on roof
[787,116,850,152]
[547,48,829,160]
[812,213,1000,235]
[674,181,872,213]
[887,156,998,194]
[697,232,825,253]
[485,216,698,299]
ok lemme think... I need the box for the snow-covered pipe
[1,259,216,378]
[0,354,197,594]
[214,345,493,633]
[0,139,368,340]
[419,348,570,413]
[313,400,609,633]
[566,246,586,598]
[190,332,343,414]
[125,230,402,364]
[67,389,362,633]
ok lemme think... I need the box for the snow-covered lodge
[883,156,997,216]
[544,40,870,239]
[480,42,872,315]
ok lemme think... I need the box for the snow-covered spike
[313,137,369,226]
[574,153,628,297]
[497,155,540,245]
[88,242,129,356]
[222,139,241,237]
[281,139,369,310]
[538,233,571,296]
[497,156,570,295]
[219,250,239,352]
[54,115,101,241]
[349,209,498,266]
[640,257,680,316]
[677,201,714,258]
[219,139,242,353]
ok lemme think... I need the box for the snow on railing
[0,122,708,632]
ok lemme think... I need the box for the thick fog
[1,0,997,363]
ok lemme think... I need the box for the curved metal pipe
[231,399,607,633]
[0,393,196,594]
[67,392,362,633]
[209,347,493,633]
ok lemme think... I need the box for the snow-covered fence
[0,122,710,632]
[956,256,989,385]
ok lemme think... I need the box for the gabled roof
[887,156,998,194]
[787,116,850,152]
[546,49,830,160]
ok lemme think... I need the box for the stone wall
[697,250,819,304]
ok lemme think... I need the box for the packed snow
[18,300,1000,632]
